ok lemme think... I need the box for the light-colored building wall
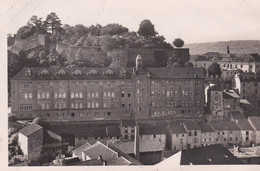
[18,133,28,157]
[171,133,188,151]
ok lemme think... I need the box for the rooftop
[181,144,243,165]
[19,123,42,137]
[11,67,204,81]
[210,121,241,131]
[112,139,164,154]
[139,126,166,135]
[82,141,118,161]
[223,89,240,99]
[237,119,254,130]
[200,123,214,133]
[171,124,187,134]
[72,142,91,158]
[106,156,131,166]
[183,121,201,131]
[248,117,260,130]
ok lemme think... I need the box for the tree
[184,62,194,68]
[208,62,222,79]
[100,23,128,36]
[173,38,184,48]
[137,19,157,37]
[100,35,116,52]
[43,12,62,33]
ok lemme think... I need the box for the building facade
[11,55,205,122]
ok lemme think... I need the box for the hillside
[184,40,260,55]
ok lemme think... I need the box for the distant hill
[184,40,260,55]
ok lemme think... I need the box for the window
[122,92,124,97]
[121,104,125,108]
[194,132,197,136]
[79,92,83,98]
[128,92,131,97]
[246,131,249,135]
[176,134,179,138]
[189,132,192,136]
[111,92,115,97]
[46,92,50,99]
[71,113,75,117]
[246,137,249,141]
[80,113,83,117]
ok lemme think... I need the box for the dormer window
[56,69,66,75]
[25,68,31,76]
[120,68,126,78]
[87,69,97,75]
[72,69,82,75]
[104,69,113,75]
[38,69,49,75]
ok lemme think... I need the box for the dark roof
[210,121,241,131]
[106,156,131,165]
[250,53,260,62]
[108,144,143,165]
[171,124,187,134]
[68,158,103,166]
[19,123,42,137]
[139,126,166,135]
[72,142,91,158]
[107,126,121,137]
[237,119,254,130]
[11,67,204,81]
[200,123,214,133]
[230,111,245,120]
[82,141,118,161]
[181,144,243,165]
[183,121,201,131]
[248,117,260,130]
[121,119,137,127]
[112,139,163,154]
[209,85,222,91]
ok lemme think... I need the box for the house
[112,139,164,165]
[183,121,202,148]
[139,126,166,149]
[167,123,188,151]
[232,72,260,113]
[222,89,240,120]
[236,119,255,147]
[72,142,91,159]
[248,117,260,145]
[82,141,118,161]
[180,144,243,165]
[11,55,205,122]
[200,123,216,146]
[18,123,43,163]
[208,85,224,121]
[120,119,137,141]
[211,121,241,147]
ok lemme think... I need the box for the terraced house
[10,55,205,122]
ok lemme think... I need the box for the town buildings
[10,55,205,122]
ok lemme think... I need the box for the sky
[2,0,260,43]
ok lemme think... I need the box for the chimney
[134,125,140,161]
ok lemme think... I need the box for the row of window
[19,104,32,110]
[20,92,32,99]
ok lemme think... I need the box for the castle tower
[136,54,143,70]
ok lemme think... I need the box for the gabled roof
[139,126,166,135]
[248,117,260,130]
[19,123,42,137]
[112,139,163,154]
[72,142,91,158]
[11,67,204,81]
[82,141,118,161]
[210,121,241,131]
[237,119,254,130]
[181,144,243,165]
[171,124,187,134]
[200,123,214,133]
[121,119,137,127]
[183,121,201,131]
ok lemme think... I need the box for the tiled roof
[139,126,166,135]
[112,139,163,154]
[19,123,42,137]
[171,124,187,134]
[11,67,205,80]
[106,156,131,165]
[82,141,118,161]
[237,119,254,130]
[194,52,255,62]
[248,117,260,130]
[183,121,201,131]
[181,144,243,165]
[200,123,214,133]
[210,121,241,131]
[223,89,239,99]
[72,142,91,158]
